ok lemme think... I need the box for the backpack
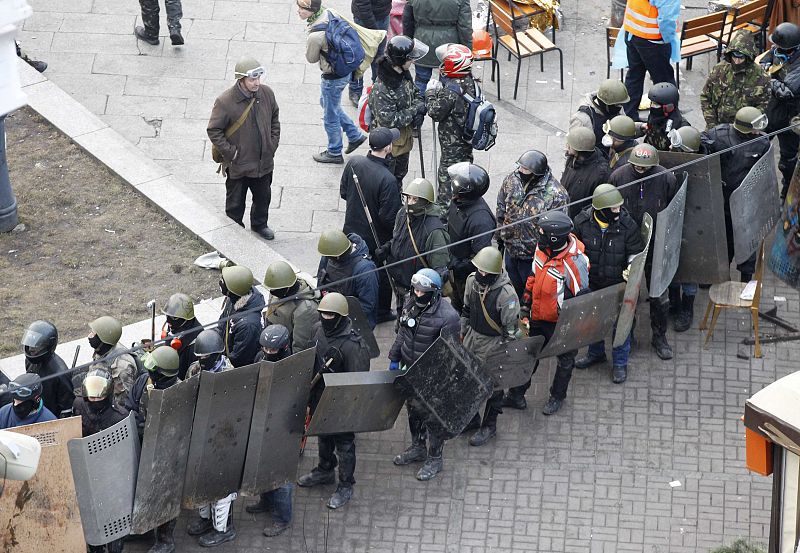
[444,80,498,151]
[311,14,366,79]
[357,84,373,132]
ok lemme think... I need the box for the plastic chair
[472,29,501,99]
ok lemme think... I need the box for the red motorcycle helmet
[438,43,474,78]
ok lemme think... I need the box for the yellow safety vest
[623,0,662,41]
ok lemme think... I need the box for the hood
[296,279,318,300]
[377,57,409,89]
[725,30,757,62]
[485,270,512,292]
[324,317,354,339]
[345,232,371,259]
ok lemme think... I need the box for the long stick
[71,345,80,369]
[417,127,425,179]
[431,121,438,176]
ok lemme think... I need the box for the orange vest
[623,0,662,41]
[523,236,590,324]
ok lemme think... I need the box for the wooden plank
[517,31,545,54]
[489,1,515,35]
[499,34,528,57]
[526,26,555,49]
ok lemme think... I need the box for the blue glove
[388,360,400,371]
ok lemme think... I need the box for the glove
[426,78,442,92]
[389,360,400,371]
[771,79,794,99]
[374,241,391,264]
[622,264,631,282]
[496,238,505,256]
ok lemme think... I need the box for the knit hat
[298,0,322,11]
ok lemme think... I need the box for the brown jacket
[207,82,281,179]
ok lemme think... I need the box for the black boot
[393,440,427,465]
[668,286,681,317]
[197,522,236,548]
[469,424,496,446]
[148,519,177,553]
[612,365,627,384]
[187,516,213,536]
[501,391,527,410]
[134,26,160,45]
[296,468,335,487]
[169,27,184,45]
[673,294,695,333]
[326,484,353,509]
[542,396,563,415]
[416,435,444,480]
[650,300,673,360]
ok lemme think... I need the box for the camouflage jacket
[495,169,569,259]
[368,57,425,156]
[700,31,770,129]
[425,74,474,151]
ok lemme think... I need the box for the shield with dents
[396,333,493,439]
[613,213,653,348]
[346,296,380,358]
[768,163,800,288]
[649,173,687,298]
[1,417,84,552]
[306,370,405,436]
[730,144,781,265]
[131,377,199,534]
[538,282,626,358]
[182,363,260,509]
[240,349,316,496]
[659,152,729,284]
[483,336,545,390]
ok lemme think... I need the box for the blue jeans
[349,15,390,97]
[320,75,362,156]
[587,324,631,368]
[414,65,434,96]
[504,253,533,300]
[260,483,293,524]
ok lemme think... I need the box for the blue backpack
[444,79,498,151]
[312,14,365,79]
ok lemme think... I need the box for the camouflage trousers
[139,0,183,35]
[436,142,473,207]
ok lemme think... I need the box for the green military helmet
[221,265,254,297]
[234,57,263,80]
[596,79,631,106]
[603,115,637,140]
[403,177,436,203]
[317,230,352,257]
[674,126,701,153]
[263,260,298,290]
[592,183,624,210]
[162,293,194,321]
[734,106,768,134]
[318,292,349,316]
[566,127,596,152]
[147,345,180,377]
[629,143,659,167]
[472,246,503,274]
[89,316,123,346]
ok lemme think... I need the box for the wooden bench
[675,10,728,87]
[712,0,775,53]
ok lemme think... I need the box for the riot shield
[538,282,626,359]
[240,349,316,496]
[613,213,653,348]
[396,334,493,439]
[649,173,687,298]
[131,377,199,533]
[730,144,781,265]
[306,370,405,436]
[483,336,545,391]
[659,152,729,284]
[182,363,260,509]
[346,296,380,358]
[1,417,83,552]
[768,162,800,289]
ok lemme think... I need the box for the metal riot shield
[730,144,781,265]
[306,370,405,435]
[1,417,84,552]
[182,363,259,509]
[768,162,800,288]
[130,377,199,533]
[240,349,316,496]
[659,152,729,284]
[538,282,626,359]
[649,173,687,298]
[613,213,654,348]
[396,333,493,439]
[346,296,380,358]
[483,336,545,391]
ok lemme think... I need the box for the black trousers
[405,399,445,457]
[139,0,183,34]
[623,35,676,119]
[391,152,410,187]
[318,432,356,485]
[508,320,577,401]
[225,173,272,230]
[776,131,799,200]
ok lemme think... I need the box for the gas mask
[601,134,614,148]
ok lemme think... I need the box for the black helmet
[648,82,679,110]
[385,35,429,66]
[770,22,800,50]
[537,211,573,253]
[194,329,225,357]
[449,162,490,203]
[259,324,291,362]
[517,150,549,178]
[9,373,43,403]
[21,320,58,363]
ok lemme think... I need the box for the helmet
[411,268,442,292]
[648,82,679,109]
[734,106,768,134]
[162,293,194,321]
[603,115,637,140]
[566,127,596,152]
[517,150,548,177]
[436,43,473,77]
[770,22,800,50]
[81,368,113,399]
[259,324,290,350]
[147,345,180,377]
[592,183,624,210]
[670,126,702,152]
[9,373,43,403]
[403,178,435,203]
[263,260,298,290]
[193,329,225,356]
[234,57,264,80]
[21,320,58,362]
[449,162,490,201]
[537,211,573,250]
[596,79,630,106]
[472,30,493,57]
[318,292,349,316]
[89,316,123,346]
[385,35,429,66]
[221,265,254,297]
[472,246,503,274]
[629,143,659,167]
[317,230,352,257]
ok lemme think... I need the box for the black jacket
[561,149,612,219]
[389,294,460,366]
[170,318,203,380]
[700,125,770,204]
[610,164,679,229]
[341,152,401,252]
[25,354,74,417]
[73,397,128,437]
[125,372,178,440]
[351,0,391,28]
[310,319,371,410]
[573,206,645,290]
[447,198,496,280]
[216,288,266,368]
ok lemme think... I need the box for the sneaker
[501,393,527,410]
[574,353,607,369]
[468,425,496,447]
[312,150,344,164]
[416,456,443,481]
[542,396,563,416]
[326,484,353,509]
[263,521,290,537]
[651,335,673,360]
[186,517,213,536]
[296,468,335,487]
[612,365,627,384]
[344,134,367,154]
[170,31,184,45]
[393,443,427,466]
[252,226,275,240]
[134,26,160,45]
[197,525,236,547]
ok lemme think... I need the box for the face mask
[597,208,620,224]
[87,397,111,413]
[414,291,434,307]
[321,315,343,336]
[265,349,288,362]
[475,272,498,286]
[601,134,614,148]
[88,334,105,351]
[270,286,291,298]
[166,317,185,332]
[633,165,649,175]
[407,200,427,216]
[516,171,535,187]
[152,371,175,388]
[13,399,37,420]
[199,353,221,371]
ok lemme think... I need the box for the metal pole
[417,128,425,179]
[0,116,20,232]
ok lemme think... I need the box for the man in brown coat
[208,57,281,240]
